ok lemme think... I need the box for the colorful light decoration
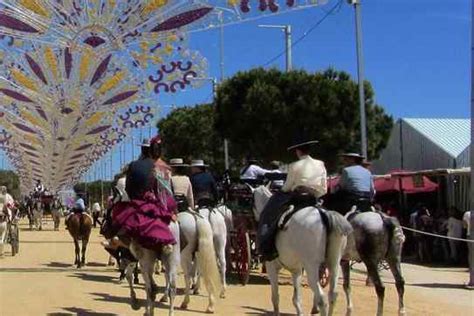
[0,0,327,191]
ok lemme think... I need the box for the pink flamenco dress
[112,158,177,251]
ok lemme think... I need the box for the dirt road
[0,218,472,315]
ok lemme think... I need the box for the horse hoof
[399,308,407,316]
[134,278,139,285]
[131,298,140,310]
[159,295,169,303]
[206,307,215,314]
[192,288,200,295]
[219,293,226,299]
[180,303,188,310]
[310,307,320,315]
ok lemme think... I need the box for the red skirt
[112,196,176,251]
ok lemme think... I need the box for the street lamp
[189,77,230,170]
[258,24,292,72]
[348,0,368,158]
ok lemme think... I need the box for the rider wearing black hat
[335,153,375,214]
[257,136,327,261]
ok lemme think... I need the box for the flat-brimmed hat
[169,158,189,167]
[339,153,366,160]
[190,159,208,167]
[287,139,319,151]
[138,138,151,147]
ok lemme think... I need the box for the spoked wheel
[235,229,251,285]
[319,264,329,288]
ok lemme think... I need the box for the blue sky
[159,0,471,119]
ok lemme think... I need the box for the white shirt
[116,177,130,202]
[240,164,272,180]
[282,155,327,198]
[172,175,195,209]
[463,211,471,236]
[92,202,101,213]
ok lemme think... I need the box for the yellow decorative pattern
[79,49,93,82]
[24,134,41,146]
[108,0,116,10]
[11,69,38,92]
[85,112,104,127]
[20,0,50,17]
[20,109,43,128]
[44,47,58,81]
[141,0,168,17]
[97,71,125,94]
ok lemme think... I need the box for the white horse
[177,211,222,313]
[123,220,180,316]
[195,205,229,298]
[253,185,352,316]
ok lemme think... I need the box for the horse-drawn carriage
[225,174,294,285]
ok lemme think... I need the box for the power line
[263,0,343,68]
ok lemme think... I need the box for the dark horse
[325,193,407,316]
[67,213,92,268]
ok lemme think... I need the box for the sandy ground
[0,218,472,316]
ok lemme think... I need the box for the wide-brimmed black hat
[339,153,366,160]
[138,138,151,147]
[287,139,319,151]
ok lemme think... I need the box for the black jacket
[190,171,218,203]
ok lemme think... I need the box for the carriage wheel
[235,230,251,285]
[319,264,329,288]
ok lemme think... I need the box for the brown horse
[67,213,92,268]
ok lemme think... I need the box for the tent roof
[402,118,470,158]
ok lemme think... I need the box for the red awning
[327,172,438,195]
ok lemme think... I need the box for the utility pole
[348,0,368,158]
[259,24,293,72]
[218,11,230,171]
[468,0,474,289]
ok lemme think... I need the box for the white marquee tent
[372,118,471,174]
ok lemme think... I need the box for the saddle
[353,197,372,213]
[174,194,189,212]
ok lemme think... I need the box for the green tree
[0,170,20,199]
[157,104,225,170]
[215,68,393,172]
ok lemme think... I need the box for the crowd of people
[407,204,471,265]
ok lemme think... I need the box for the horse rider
[33,180,44,197]
[65,191,87,229]
[169,158,195,212]
[190,159,219,208]
[334,153,375,215]
[257,137,327,261]
[240,157,272,181]
[110,134,176,253]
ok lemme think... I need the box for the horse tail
[195,217,221,299]
[383,215,405,254]
[322,210,353,262]
[324,210,353,236]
